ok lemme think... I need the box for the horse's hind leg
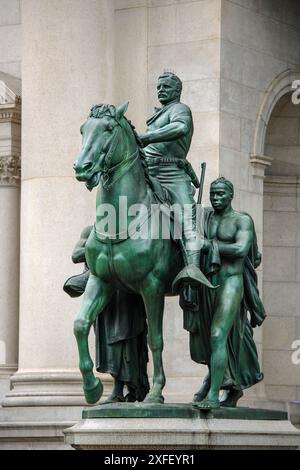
[73,274,113,404]
[141,280,166,404]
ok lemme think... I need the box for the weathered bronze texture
[63,226,149,404]
[69,74,265,411]
[186,177,265,410]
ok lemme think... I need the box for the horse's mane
[89,104,150,182]
[90,104,142,144]
[90,104,116,119]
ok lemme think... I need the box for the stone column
[0,81,21,401]
[3,0,114,407]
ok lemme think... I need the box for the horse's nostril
[83,162,93,171]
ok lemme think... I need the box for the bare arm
[216,216,254,259]
[72,226,92,264]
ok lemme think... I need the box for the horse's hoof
[144,393,164,404]
[83,378,103,404]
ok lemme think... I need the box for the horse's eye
[107,125,114,133]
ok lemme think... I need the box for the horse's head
[74,102,132,191]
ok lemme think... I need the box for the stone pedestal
[0,405,78,450]
[289,401,300,429]
[64,403,300,450]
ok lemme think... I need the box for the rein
[99,120,140,190]
[93,196,158,244]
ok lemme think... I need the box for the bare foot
[194,398,220,410]
[192,376,210,403]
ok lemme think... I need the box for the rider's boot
[172,246,214,298]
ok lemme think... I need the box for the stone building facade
[0,0,299,448]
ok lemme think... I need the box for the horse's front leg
[141,279,165,404]
[73,274,113,404]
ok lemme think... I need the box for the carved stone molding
[2,371,113,407]
[252,69,300,157]
[0,81,21,186]
[264,175,300,197]
[0,108,21,124]
[0,155,21,187]
[0,79,21,123]
[250,154,273,178]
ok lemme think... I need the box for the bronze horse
[73,102,210,404]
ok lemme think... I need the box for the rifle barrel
[197,162,206,205]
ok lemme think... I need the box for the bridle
[97,116,140,190]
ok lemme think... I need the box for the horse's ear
[116,101,129,120]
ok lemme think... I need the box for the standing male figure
[184,177,265,409]
[139,72,210,292]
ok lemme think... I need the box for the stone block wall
[147,0,221,202]
[220,0,300,231]
[217,0,300,402]
[263,92,300,403]
[114,0,222,401]
[265,94,300,176]
[114,0,221,205]
[263,176,300,402]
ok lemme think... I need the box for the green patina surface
[67,72,266,413]
[82,403,287,421]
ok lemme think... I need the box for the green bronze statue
[184,177,266,410]
[64,226,149,404]
[71,71,264,409]
[140,72,206,294]
[72,97,212,406]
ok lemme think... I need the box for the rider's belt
[145,156,200,188]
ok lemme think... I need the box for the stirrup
[172,264,216,294]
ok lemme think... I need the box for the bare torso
[207,209,253,284]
